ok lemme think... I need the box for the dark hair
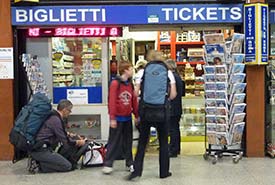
[118,60,133,75]
[57,99,73,111]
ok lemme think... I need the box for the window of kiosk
[52,37,103,104]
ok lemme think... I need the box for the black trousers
[104,120,133,167]
[133,119,170,178]
[169,115,181,155]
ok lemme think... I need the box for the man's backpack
[139,60,171,123]
[9,92,52,153]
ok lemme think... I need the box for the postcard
[230,83,246,94]
[216,90,227,99]
[230,63,245,74]
[207,132,217,145]
[204,74,215,82]
[225,41,232,53]
[230,33,245,53]
[216,124,227,132]
[216,99,228,108]
[206,123,216,132]
[205,54,225,65]
[230,93,246,104]
[206,99,216,107]
[216,132,228,145]
[216,74,227,82]
[205,107,216,115]
[205,83,216,91]
[216,82,227,91]
[232,54,245,63]
[230,113,246,124]
[230,122,245,145]
[206,115,216,123]
[204,44,225,55]
[230,103,246,114]
[204,65,216,74]
[215,65,227,74]
[230,73,246,84]
[203,33,225,45]
[216,107,228,116]
[216,115,228,124]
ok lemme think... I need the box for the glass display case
[180,97,205,142]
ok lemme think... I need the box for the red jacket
[108,79,138,120]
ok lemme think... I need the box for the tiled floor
[2,154,275,185]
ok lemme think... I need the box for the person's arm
[168,70,177,100]
[108,80,119,128]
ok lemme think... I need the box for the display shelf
[176,41,204,45]
[177,61,205,65]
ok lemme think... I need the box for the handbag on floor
[81,141,106,168]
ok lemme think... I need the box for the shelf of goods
[180,97,205,142]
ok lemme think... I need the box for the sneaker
[126,165,134,173]
[127,172,141,181]
[160,172,172,179]
[102,166,113,174]
[27,158,40,174]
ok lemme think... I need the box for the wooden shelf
[176,41,204,45]
[177,61,205,65]
[159,42,171,45]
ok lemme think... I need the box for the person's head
[134,59,148,71]
[118,60,134,78]
[214,57,222,65]
[57,99,73,119]
[165,59,177,72]
[146,50,164,62]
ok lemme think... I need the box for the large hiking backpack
[9,92,52,152]
[139,60,171,123]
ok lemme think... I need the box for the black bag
[139,101,170,123]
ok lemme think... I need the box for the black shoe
[160,172,172,179]
[169,153,178,158]
[127,172,141,181]
[27,158,40,174]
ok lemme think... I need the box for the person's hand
[76,139,86,146]
[134,118,139,126]
[110,119,117,128]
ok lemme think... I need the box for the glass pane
[52,37,102,88]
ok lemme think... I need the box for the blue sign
[270,10,275,24]
[11,4,243,25]
[244,5,256,62]
[261,6,268,62]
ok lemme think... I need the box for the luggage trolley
[202,33,246,164]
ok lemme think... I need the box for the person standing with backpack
[29,99,86,173]
[127,50,177,180]
[102,60,139,174]
[165,59,185,158]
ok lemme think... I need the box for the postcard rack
[202,33,246,164]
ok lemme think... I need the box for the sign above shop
[11,4,243,25]
[27,27,122,37]
[244,3,268,65]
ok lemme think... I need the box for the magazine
[205,107,216,115]
[216,132,228,145]
[204,74,215,82]
[216,124,227,132]
[230,63,245,74]
[216,82,227,91]
[205,83,216,91]
[230,122,245,145]
[216,74,227,82]
[206,98,216,107]
[204,44,225,54]
[229,73,246,84]
[230,103,246,114]
[215,65,227,74]
[216,115,227,124]
[230,33,245,53]
[216,107,227,116]
[203,66,216,74]
[229,113,246,124]
[229,93,246,104]
[206,123,216,132]
[216,91,227,99]
[203,33,225,45]
[205,54,225,65]
[206,115,216,123]
[230,83,246,94]
[207,132,217,145]
[232,54,245,63]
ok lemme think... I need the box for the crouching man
[29,99,86,173]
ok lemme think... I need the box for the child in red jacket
[102,60,139,174]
